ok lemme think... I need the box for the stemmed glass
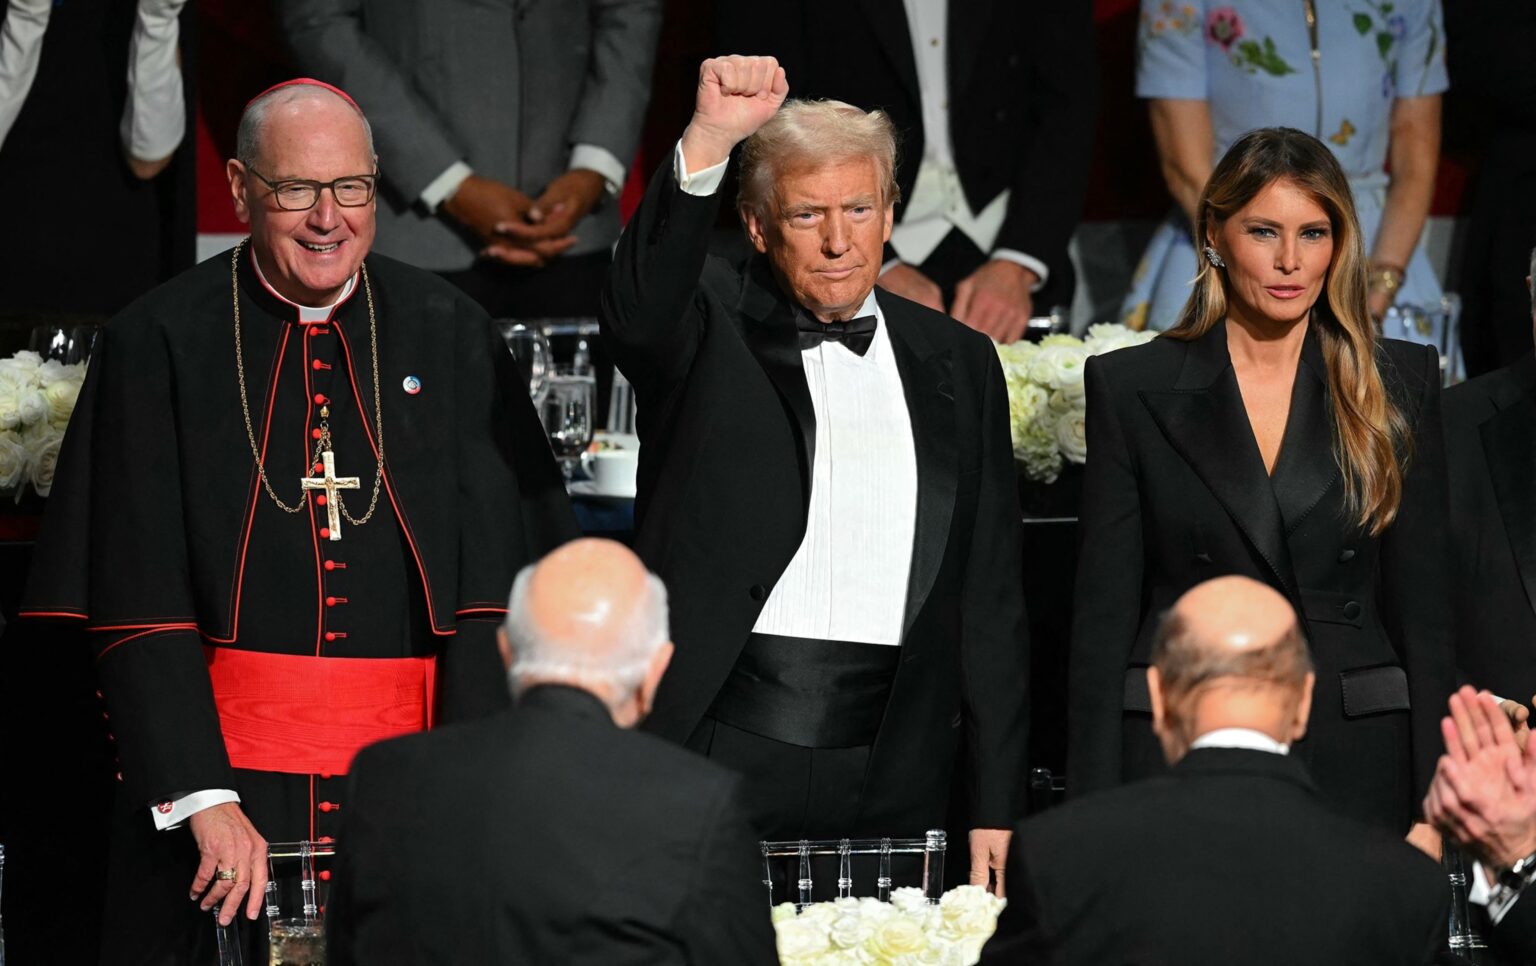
[541,365,595,483]
[497,322,552,403]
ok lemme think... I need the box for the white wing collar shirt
[674,143,920,647]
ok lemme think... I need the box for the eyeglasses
[246,167,379,211]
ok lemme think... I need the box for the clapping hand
[1424,686,1536,870]
[679,55,789,173]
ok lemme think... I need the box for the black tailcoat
[328,685,778,966]
[713,0,1097,303]
[21,248,574,963]
[1067,323,1454,831]
[980,748,1449,966]
[1445,353,1536,702]
[600,166,1030,833]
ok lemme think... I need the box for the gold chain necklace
[231,239,385,527]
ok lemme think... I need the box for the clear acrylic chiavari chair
[213,840,335,966]
[760,829,946,910]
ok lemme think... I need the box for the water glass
[268,918,325,966]
[496,321,552,401]
[541,366,596,481]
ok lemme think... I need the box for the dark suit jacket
[714,0,1096,302]
[599,164,1029,832]
[1067,323,1454,831]
[1493,888,1536,964]
[327,685,776,966]
[1445,354,1536,703]
[980,748,1449,966]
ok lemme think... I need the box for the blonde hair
[1166,127,1409,535]
[736,98,901,220]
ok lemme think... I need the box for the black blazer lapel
[1270,326,1339,534]
[738,256,817,509]
[856,0,921,107]
[1482,389,1536,622]
[947,0,994,102]
[879,292,957,639]
[1139,325,1301,601]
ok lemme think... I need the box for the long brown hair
[1166,127,1408,535]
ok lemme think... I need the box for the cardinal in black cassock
[21,79,575,965]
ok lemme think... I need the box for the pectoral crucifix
[301,450,360,542]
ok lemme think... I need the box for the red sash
[204,646,436,776]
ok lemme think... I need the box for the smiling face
[226,93,376,306]
[1208,177,1336,331]
[742,157,894,323]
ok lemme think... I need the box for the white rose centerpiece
[995,324,1155,483]
[0,349,86,501]
[772,885,1006,965]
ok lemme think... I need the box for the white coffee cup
[581,447,639,497]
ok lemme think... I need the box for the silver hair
[235,84,375,169]
[736,98,901,221]
[503,566,670,699]
[1529,245,1536,316]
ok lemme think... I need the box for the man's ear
[636,641,675,720]
[227,159,252,226]
[882,203,894,245]
[1292,672,1316,743]
[1148,666,1167,737]
[741,206,770,254]
[496,626,514,671]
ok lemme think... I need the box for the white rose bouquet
[772,885,1006,965]
[995,324,1156,483]
[0,349,86,500]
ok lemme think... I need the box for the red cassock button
[317,836,335,844]
[316,494,327,506]
[324,560,336,571]
[319,527,330,539]
[325,631,337,642]
[319,870,332,882]
[312,359,324,370]
[318,801,338,813]
[314,393,327,405]
[313,463,323,474]
[326,596,337,607]
[311,428,323,440]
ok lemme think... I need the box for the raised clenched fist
[679,56,789,172]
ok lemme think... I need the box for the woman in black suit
[1068,128,1453,837]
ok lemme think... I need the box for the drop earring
[1202,245,1225,269]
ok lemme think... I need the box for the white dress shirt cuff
[151,788,241,831]
[569,143,627,197]
[420,161,475,212]
[991,250,1049,292]
[673,140,728,197]
[120,0,188,163]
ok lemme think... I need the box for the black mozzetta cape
[22,248,576,806]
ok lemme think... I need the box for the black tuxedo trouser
[690,717,926,903]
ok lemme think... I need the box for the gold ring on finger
[216,868,238,881]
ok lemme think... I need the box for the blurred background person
[984,576,1447,966]
[328,539,776,966]
[1444,0,1536,373]
[1444,250,1536,707]
[715,0,1097,342]
[279,0,661,319]
[1069,128,1453,842]
[1120,0,1446,333]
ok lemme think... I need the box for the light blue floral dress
[1120,0,1449,332]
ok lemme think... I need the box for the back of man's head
[500,539,673,727]
[1149,575,1314,764]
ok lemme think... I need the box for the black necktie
[795,314,878,356]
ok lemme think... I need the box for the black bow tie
[796,314,878,356]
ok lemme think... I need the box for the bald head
[1149,576,1314,761]
[502,540,672,722]
[236,83,373,169]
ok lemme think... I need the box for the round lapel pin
[402,375,422,395]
